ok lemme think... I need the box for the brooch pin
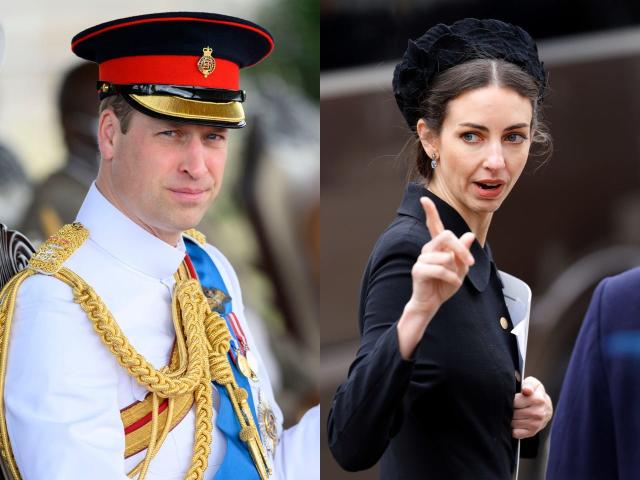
[202,287,231,314]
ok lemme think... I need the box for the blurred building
[321,2,640,479]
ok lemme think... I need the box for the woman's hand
[512,376,553,439]
[397,197,475,359]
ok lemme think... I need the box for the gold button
[515,370,521,382]
[500,316,509,330]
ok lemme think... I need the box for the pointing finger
[421,197,444,238]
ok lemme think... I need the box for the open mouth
[472,180,505,199]
[474,182,502,190]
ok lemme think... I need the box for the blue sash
[185,239,261,480]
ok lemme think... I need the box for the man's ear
[416,118,440,159]
[97,109,120,162]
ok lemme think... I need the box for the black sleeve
[327,221,439,471]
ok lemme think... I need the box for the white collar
[76,183,185,280]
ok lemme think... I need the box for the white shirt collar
[76,183,185,280]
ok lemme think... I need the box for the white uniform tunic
[4,184,301,479]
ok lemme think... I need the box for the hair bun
[392,18,547,131]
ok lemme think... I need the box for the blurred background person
[0,144,31,230]
[321,2,640,479]
[546,267,640,480]
[20,62,99,241]
[1,0,318,434]
[0,23,32,229]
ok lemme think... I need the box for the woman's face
[419,85,533,229]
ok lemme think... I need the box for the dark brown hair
[98,95,135,134]
[412,58,551,181]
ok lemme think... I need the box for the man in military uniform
[0,12,318,480]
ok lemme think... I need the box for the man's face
[97,109,227,244]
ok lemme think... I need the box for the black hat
[393,18,546,132]
[71,12,274,128]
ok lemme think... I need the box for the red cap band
[99,55,240,89]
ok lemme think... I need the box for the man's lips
[169,187,208,194]
[167,187,211,201]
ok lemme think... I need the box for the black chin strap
[97,82,246,103]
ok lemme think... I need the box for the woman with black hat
[327,18,553,479]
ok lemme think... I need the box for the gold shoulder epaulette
[28,222,89,275]
[183,228,206,245]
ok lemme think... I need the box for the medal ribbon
[228,312,248,355]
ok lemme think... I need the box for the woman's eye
[461,132,480,142]
[505,133,527,143]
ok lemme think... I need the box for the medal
[258,393,279,459]
[226,312,259,382]
[246,350,260,377]
[237,352,256,380]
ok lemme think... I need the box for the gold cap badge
[197,46,216,78]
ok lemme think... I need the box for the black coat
[327,183,536,479]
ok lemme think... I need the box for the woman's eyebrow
[504,123,530,131]
[458,122,488,131]
[457,122,530,131]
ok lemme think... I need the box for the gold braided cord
[0,235,271,479]
[0,269,35,480]
[127,396,176,478]
[85,271,213,480]
[122,384,193,459]
[0,265,216,480]
[204,310,271,480]
[62,268,207,398]
[63,267,213,480]
[135,393,160,480]
[169,263,192,378]
[206,313,233,385]
[185,379,213,480]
